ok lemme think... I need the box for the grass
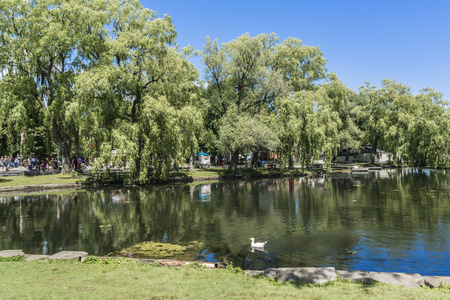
[0,166,309,191]
[170,167,228,178]
[0,260,449,299]
[0,167,309,192]
[0,173,89,188]
[172,167,307,179]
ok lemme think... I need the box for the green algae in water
[109,241,204,259]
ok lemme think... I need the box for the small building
[336,147,393,164]
[195,152,211,168]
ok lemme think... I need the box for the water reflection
[190,184,211,202]
[0,169,449,275]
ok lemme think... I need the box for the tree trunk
[228,150,239,176]
[172,159,179,171]
[189,153,195,172]
[370,136,378,164]
[134,131,144,180]
[251,150,259,170]
[53,121,72,173]
[288,148,294,169]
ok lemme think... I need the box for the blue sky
[142,0,450,101]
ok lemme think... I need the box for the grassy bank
[0,259,448,299]
[0,167,308,190]
[0,173,89,188]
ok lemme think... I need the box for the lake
[1,169,449,275]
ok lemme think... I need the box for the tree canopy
[0,0,448,179]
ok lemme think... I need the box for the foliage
[83,256,140,265]
[0,0,99,171]
[225,262,245,275]
[404,89,449,167]
[75,0,202,182]
[0,1,449,176]
[203,33,331,174]
[357,80,449,166]
[277,88,341,170]
[0,255,25,262]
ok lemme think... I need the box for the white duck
[249,237,267,248]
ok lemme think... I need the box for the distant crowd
[26,157,59,172]
[0,156,21,169]
[0,156,59,172]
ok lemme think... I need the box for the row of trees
[1,0,449,181]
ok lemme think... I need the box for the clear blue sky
[142,0,450,101]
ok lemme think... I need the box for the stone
[49,251,88,261]
[245,270,264,276]
[337,270,373,283]
[423,276,450,288]
[0,250,24,257]
[264,267,336,285]
[25,254,50,262]
[369,272,425,288]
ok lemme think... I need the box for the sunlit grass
[0,174,89,188]
[0,261,449,299]
[172,167,307,178]
[0,166,309,190]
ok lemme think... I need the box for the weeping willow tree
[404,89,450,167]
[0,74,52,158]
[76,0,203,182]
[202,33,287,175]
[322,74,362,163]
[277,88,341,170]
[0,0,116,171]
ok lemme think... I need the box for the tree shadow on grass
[0,178,13,184]
[196,168,228,174]
[172,168,228,178]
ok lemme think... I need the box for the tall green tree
[276,88,341,170]
[271,38,329,168]
[405,89,449,167]
[357,80,414,164]
[323,74,362,162]
[0,74,51,158]
[76,0,202,181]
[0,0,112,171]
[202,33,287,175]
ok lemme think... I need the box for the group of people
[0,156,21,170]
[72,158,87,170]
[0,156,62,172]
[26,157,59,173]
[1,155,90,172]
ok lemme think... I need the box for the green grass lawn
[0,260,448,299]
[172,166,307,178]
[0,167,306,190]
[0,174,89,188]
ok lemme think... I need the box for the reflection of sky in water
[196,248,220,262]
[408,168,431,176]
[162,232,168,243]
[197,184,211,202]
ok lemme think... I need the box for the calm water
[1,169,449,275]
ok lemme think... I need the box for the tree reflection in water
[0,169,449,275]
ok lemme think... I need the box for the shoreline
[0,166,446,195]
[1,249,449,289]
[0,171,312,195]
